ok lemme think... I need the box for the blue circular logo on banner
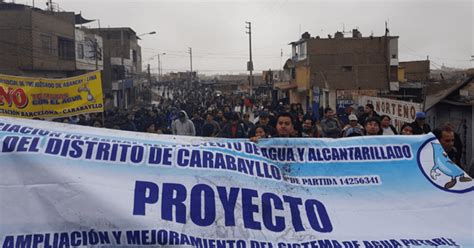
[417,138,473,193]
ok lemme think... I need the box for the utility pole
[157,54,161,81]
[120,30,125,109]
[245,21,254,96]
[188,47,193,83]
[147,64,151,81]
[94,38,99,70]
[280,48,283,69]
[147,64,152,103]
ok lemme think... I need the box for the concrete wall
[90,29,141,74]
[399,60,430,82]
[130,40,141,74]
[87,28,143,109]
[75,29,104,71]
[0,5,75,77]
[289,90,307,111]
[305,36,394,91]
[295,66,310,91]
[0,8,33,74]
[88,29,138,95]
[31,10,75,72]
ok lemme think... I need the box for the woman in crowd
[380,115,398,135]
[400,123,414,135]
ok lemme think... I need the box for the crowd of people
[54,83,471,177]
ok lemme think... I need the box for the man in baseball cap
[342,114,364,137]
[410,111,431,135]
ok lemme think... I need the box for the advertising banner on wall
[0,71,103,119]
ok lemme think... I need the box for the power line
[143,49,289,59]
[145,53,289,60]
[142,44,290,56]
[146,66,270,73]
[399,42,470,62]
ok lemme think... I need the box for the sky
[14,0,474,75]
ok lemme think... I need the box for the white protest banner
[0,117,472,247]
[359,96,422,131]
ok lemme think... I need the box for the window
[391,54,397,59]
[58,37,75,59]
[341,66,353,72]
[132,50,137,62]
[77,43,84,59]
[40,34,52,55]
[292,42,307,60]
[299,42,307,60]
[96,47,103,61]
[112,65,125,80]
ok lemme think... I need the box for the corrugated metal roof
[424,76,473,111]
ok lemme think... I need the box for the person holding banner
[400,123,414,135]
[442,122,464,166]
[253,125,270,139]
[251,112,297,142]
[274,112,298,138]
[433,125,463,168]
[432,125,472,188]
[249,111,277,138]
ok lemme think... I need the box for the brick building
[399,60,430,82]
[0,3,145,110]
[282,29,399,111]
[88,28,143,109]
[0,3,76,77]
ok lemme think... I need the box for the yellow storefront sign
[0,71,103,118]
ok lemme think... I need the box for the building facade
[0,3,76,78]
[88,28,143,109]
[399,60,430,82]
[75,28,104,72]
[285,30,399,111]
